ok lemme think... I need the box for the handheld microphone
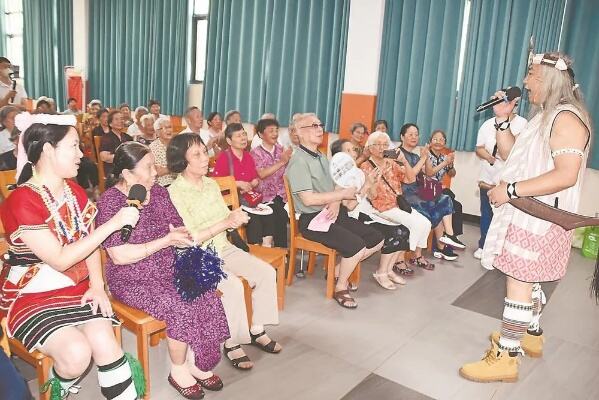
[8,72,16,103]
[475,86,521,112]
[120,184,147,242]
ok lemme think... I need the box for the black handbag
[368,160,412,213]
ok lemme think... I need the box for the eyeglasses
[298,123,325,130]
[369,143,389,148]
[431,138,446,143]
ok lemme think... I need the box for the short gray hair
[184,106,201,123]
[153,116,171,131]
[140,114,155,127]
[366,131,391,147]
[134,106,148,115]
[0,105,19,126]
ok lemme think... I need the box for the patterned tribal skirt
[6,279,119,351]
[494,223,573,283]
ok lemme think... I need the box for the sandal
[335,277,358,292]
[387,271,407,285]
[392,261,414,276]
[168,374,205,399]
[196,374,223,391]
[223,344,253,370]
[333,289,358,309]
[409,256,435,270]
[372,272,397,290]
[249,331,282,354]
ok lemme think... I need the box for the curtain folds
[376,0,465,142]
[560,0,599,168]
[23,0,73,110]
[88,0,188,115]
[0,0,6,56]
[451,0,565,151]
[202,0,350,132]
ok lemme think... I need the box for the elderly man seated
[286,113,384,309]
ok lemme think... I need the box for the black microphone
[8,72,16,103]
[120,184,147,242]
[475,86,521,112]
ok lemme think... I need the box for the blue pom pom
[173,244,226,302]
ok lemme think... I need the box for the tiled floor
[14,224,599,399]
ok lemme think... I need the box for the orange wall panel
[338,92,377,139]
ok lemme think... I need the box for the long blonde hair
[530,52,592,134]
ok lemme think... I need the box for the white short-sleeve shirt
[476,114,527,185]
[0,80,27,105]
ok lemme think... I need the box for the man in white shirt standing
[474,102,527,261]
[0,57,27,108]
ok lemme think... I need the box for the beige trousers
[217,245,279,344]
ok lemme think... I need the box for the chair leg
[136,327,151,400]
[307,252,316,275]
[286,246,297,286]
[276,256,285,310]
[38,356,53,400]
[326,253,336,299]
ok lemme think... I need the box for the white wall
[343,0,385,94]
[451,151,599,218]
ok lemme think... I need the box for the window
[4,0,24,78]
[191,0,209,83]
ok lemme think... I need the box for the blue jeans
[479,187,493,249]
[0,350,32,400]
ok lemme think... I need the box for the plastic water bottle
[582,216,599,259]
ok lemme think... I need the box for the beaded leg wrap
[498,298,533,354]
[97,353,146,399]
[528,283,546,334]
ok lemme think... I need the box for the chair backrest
[213,176,246,239]
[94,135,106,193]
[0,170,16,200]
[283,176,298,237]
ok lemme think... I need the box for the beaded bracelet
[494,119,511,131]
[506,182,519,199]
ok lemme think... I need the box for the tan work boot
[490,331,544,358]
[459,341,519,383]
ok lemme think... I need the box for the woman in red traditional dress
[0,113,145,399]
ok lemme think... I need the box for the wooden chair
[213,176,287,310]
[99,249,166,400]
[93,135,106,193]
[283,177,360,299]
[0,169,16,200]
[1,243,122,400]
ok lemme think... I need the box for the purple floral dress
[96,184,229,370]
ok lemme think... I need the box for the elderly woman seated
[330,139,414,289]
[126,106,149,139]
[224,110,242,125]
[167,133,282,371]
[212,123,276,247]
[97,142,229,399]
[250,118,292,248]
[399,123,465,263]
[149,116,176,186]
[425,129,464,258]
[136,113,156,145]
[348,122,370,166]
[357,132,434,274]
[202,112,227,156]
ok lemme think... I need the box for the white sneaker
[480,259,494,271]
[473,248,483,259]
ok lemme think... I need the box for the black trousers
[246,213,275,245]
[270,196,289,248]
[76,156,99,189]
[299,206,384,258]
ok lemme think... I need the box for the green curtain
[451,0,565,151]
[560,0,599,169]
[23,0,73,111]
[88,0,188,115]
[203,0,271,124]
[203,0,350,132]
[264,0,349,132]
[376,0,465,142]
